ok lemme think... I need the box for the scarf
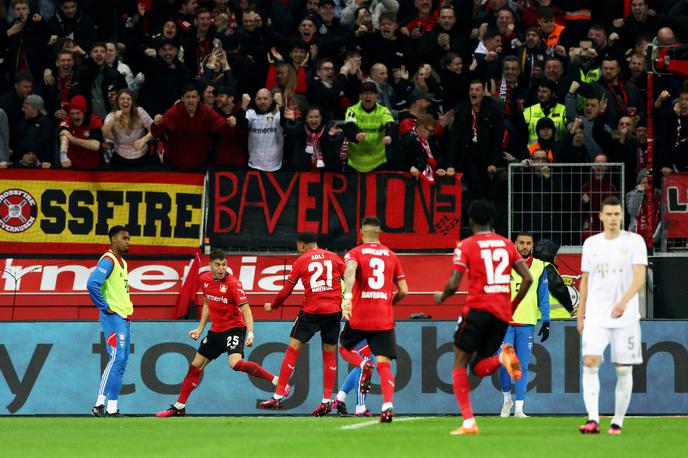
[305,124,327,168]
[416,129,437,184]
[494,78,513,117]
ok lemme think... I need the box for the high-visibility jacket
[511,258,549,325]
[545,24,566,49]
[565,9,591,22]
[528,142,554,160]
[523,102,567,144]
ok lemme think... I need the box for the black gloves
[538,322,550,342]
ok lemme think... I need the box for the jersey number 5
[309,260,333,289]
[480,248,510,285]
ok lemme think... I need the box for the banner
[209,170,462,250]
[0,253,583,321]
[663,173,688,238]
[0,170,205,255]
[1,321,685,415]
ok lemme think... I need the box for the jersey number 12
[480,248,510,285]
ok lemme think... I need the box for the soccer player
[499,232,550,418]
[332,340,374,417]
[258,232,345,416]
[578,196,647,435]
[435,200,533,435]
[339,216,409,423]
[87,225,133,417]
[156,249,284,417]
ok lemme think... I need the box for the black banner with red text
[208,170,462,250]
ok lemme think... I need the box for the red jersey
[59,114,104,170]
[344,242,406,331]
[199,271,247,332]
[452,232,524,323]
[273,248,345,314]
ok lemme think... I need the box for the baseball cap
[359,80,378,94]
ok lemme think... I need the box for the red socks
[323,350,337,399]
[452,367,474,420]
[339,346,364,368]
[473,355,501,377]
[276,346,300,396]
[232,359,275,382]
[178,364,202,404]
[377,361,395,404]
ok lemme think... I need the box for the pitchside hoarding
[0,321,685,415]
[0,254,583,320]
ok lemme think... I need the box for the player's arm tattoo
[344,260,358,297]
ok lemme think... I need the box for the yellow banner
[0,170,205,254]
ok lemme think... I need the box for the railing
[508,163,625,249]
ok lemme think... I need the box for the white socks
[612,366,633,427]
[503,392,512,402]
[355,404,367,414]
[462,418,476,428]
[381,402,393,411]
[174,402,185,410]
[515,400,524,414]
[95,395,106,407]
[583,366,600,423]
[336,391,347,402]
[272,376,279,385]
[106,400,118,414]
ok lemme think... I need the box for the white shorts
[581,321,643,364]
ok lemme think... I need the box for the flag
[175,253,201,318]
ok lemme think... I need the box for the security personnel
[499,232,550,418]
[87,225,133,417]
[537,6,566,50]
[523,79,567,145]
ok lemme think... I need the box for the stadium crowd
[0,0,687,235]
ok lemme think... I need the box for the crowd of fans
[1,0,688,238]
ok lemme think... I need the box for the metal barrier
[508,163,625,248]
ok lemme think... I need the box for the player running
[258,232,345,416]
[339,216,408,423]
[578,197,647,435]
[435,200,533,435]
[156,249,285,417]
[87,225,133,417]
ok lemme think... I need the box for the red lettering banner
[209,169,462,250]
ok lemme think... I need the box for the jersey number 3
[480,248,510,285]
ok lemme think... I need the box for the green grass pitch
[1,416,684,457]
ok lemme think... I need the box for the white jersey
[581,231,647,328]
[246,109,284,172]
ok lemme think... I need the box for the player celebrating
[499,232,550,418]
[258,232,345,416]
[578,197,647,435]
[156,249,284,417]
[435,200,533,435]
[339,216,408,423]
[87,225,133,417]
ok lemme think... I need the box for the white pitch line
[340,416,430,430]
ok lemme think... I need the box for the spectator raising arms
[151,83,236,171]
[102,89,155,167]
